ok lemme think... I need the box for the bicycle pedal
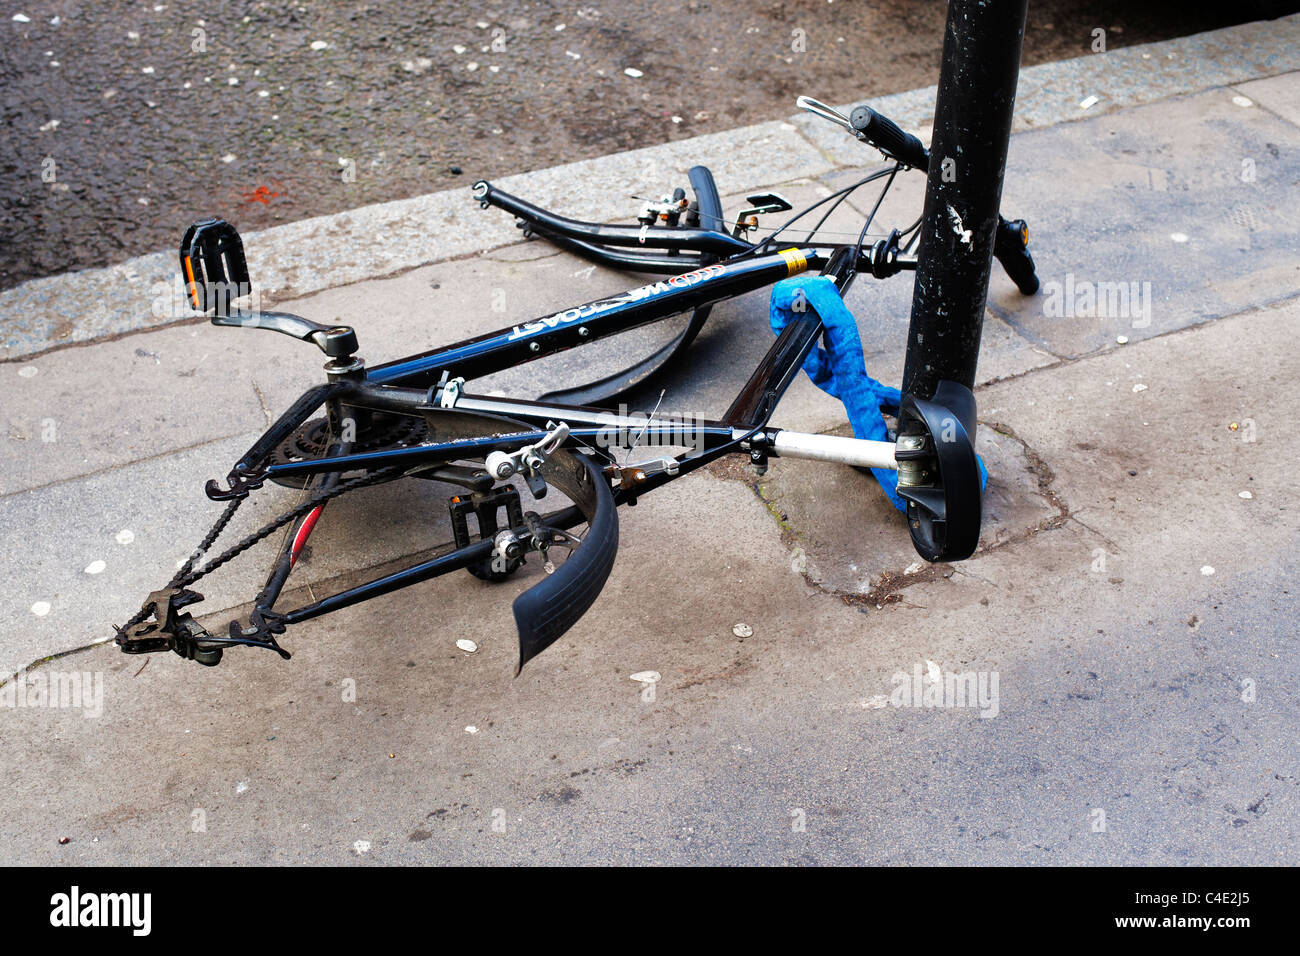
[449,486,526,582]
[179,217,251,316]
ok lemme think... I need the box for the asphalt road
[0,0,1279,289]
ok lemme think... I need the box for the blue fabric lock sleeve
[768,275,986,513]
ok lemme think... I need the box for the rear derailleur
[116,588,291,667]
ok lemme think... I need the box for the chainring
[267,412,430,488]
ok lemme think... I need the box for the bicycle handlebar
[849,105,930,171]
[813,97,1039,295]
[796,96,930,170]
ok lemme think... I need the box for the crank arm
[211,309,359,357]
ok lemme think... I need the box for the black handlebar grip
[993,217,1040,295]
[849,105,930,171]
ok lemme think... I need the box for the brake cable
[726,166,899,264]
[846,165,900,292]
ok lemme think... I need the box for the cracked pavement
[1,39,1299,863]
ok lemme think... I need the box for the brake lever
[796,96,857,135]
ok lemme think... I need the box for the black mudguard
[895,380,983,562]
[535,165,725,407]
[513,449,619,672]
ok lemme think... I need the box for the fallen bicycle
[116,93,1039,672]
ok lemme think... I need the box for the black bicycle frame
[117,0,1049,679]
[215,242,885,632]
[137,51,1038,666]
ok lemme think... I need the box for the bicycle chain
[115,466,401,636]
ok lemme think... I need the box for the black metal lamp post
[896,0,1030,562]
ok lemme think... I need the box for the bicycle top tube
[366,245,830,389]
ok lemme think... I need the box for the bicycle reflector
[179,218,250,316]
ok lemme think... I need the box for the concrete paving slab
[724,419,1060,596]
[988,86,1300,356]
[976,298,1300,563]
[819,81,1300,364]
[1235,71,1300,124]
[0,325,267,496]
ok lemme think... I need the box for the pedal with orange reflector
[179,217,250,316]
